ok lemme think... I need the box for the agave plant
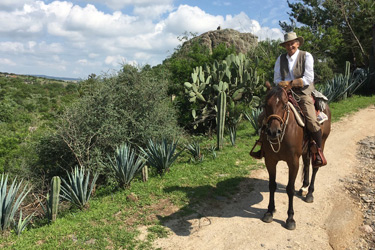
[185,141,204,162]
[229,126,237,146]
[140,138,183,175]
[244,107,263,133]
[208,144,217,159]
[14,210,34,235]
[0,174,30,231]
[105,143,146,188]
[60,166,99,210]
[318,62,368,103]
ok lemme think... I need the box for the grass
[0,94,374,249]
[329,95,375,122]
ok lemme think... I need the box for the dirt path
[154,106,375,250]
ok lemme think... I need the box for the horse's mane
[266,85,285,102]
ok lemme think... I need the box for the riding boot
[310,130,327,167]
[250,130,264,159]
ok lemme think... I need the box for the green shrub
[0,174,30,231]
[104,143,146,188]
[185,141,203,162]
[47,65,181,174]
[14,210,34,235]
[140,138,183,175]
[60,166,99,210]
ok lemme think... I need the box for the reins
[266,88,290,153]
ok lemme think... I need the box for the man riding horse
[250,32,327,167]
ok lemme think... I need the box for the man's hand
[278,78,304,89]
[291,78,304,88]
[278,80,292,89]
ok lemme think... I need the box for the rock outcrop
[180,28,258,55]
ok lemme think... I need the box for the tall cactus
[49,176,61,222]
[343,61,350,99]
[216,83,227,149]
[40,176,61,223]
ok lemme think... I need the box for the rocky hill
[179,28,258,55]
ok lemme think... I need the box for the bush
[46,65,181,175]
[103,143,146,188]
[60,166,98,210]
[0,174,30,232]
[140,138,183,175]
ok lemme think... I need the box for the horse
[260,82,331,230]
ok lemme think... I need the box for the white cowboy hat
[279,32,304,47]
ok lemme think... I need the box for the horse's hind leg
[305,167,319,203]
[298,153,310,197]
[262,159,277,223]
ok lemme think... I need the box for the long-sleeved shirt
[273,49,314,86]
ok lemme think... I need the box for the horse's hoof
[298,187,308,197]
[262,212,273,223]
[285,219,296,230]
[305,195,314,203]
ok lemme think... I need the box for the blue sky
[0,0,296,79]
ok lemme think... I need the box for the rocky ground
[344,136,375,249]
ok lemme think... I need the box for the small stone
[85,239,96,245]
[360,225,373,234]
[214,195,226,201]
[126,193,138,202]
[361,196,373,203]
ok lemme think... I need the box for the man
[250,31,327,167]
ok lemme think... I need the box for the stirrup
[312,148,327,168]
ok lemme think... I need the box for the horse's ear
[265,81,272,90]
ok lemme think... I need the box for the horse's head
[264,85,289,140]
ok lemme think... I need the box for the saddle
[287,90,328,127]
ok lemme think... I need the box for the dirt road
[154,105,375,250]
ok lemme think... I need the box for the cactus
[184,53,264,149]
[343,61,350,99]
[40,176,61,223]
[50,176,61,221]
[217,90,226,150]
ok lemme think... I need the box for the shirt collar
[286,49,300,60]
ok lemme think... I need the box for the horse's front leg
[285,157,299,230]
[262,159,277,223]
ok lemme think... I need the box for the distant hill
[0,72,81,82]
[30,74,81,82]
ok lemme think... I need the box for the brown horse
[261,83,331,230]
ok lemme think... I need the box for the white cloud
[163,5,224,34]
[105,55,126,66]
[0,41,63,55]
[77,59,88,65]
[0,58,16,66]
[0,0,33,11]
[133,4,173,19]
[80,0,173,10]
[0,1,284,78]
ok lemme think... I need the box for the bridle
[265,88,290,153]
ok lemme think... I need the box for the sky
[0,0,296,79]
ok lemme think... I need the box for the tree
[52,65,181,173]
[281,0,375,88]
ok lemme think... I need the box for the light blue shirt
[273,49,314,86]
